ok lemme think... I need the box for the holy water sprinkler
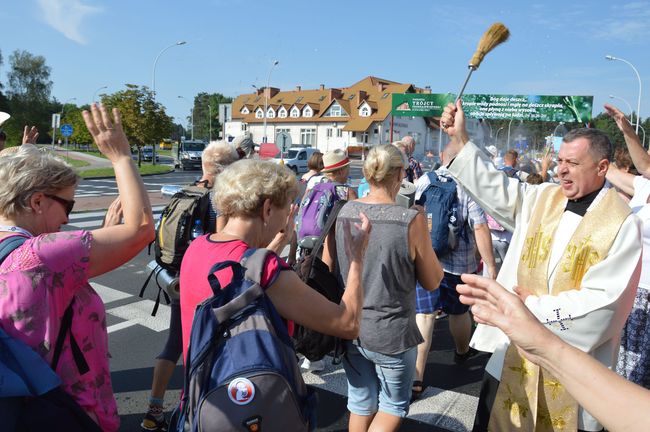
[456,22,510,101]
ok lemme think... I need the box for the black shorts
[439,272,471,315]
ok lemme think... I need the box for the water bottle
[191,219,204,239]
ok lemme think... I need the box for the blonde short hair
[363,144,407,186]
[214,159,298,219]
[0,145,79,217]
[202,141,238,178]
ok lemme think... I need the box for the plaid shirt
[414,166,486,275]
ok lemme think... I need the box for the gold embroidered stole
[488,187,630,432]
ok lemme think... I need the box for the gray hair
[0,145,79,217]
[563,128,613,162]
[202,140,238,178]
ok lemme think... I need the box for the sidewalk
[48,145,113,171]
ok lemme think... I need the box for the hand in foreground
[102,198,123,227]
[82,104,131,162]
[604,104,637,137]
[22,125,39,144]
[266,203,298,253]
[343,212,371,263]
[457,273,556,365]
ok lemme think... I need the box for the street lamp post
[263,60,279,143]
[152,41,187,165]
[608,94,635,124]
[52,97,76,148]
[178,96,194,141]
[606,55,642,135]
[495,127,504,150]
[92,85,108,104]
[208,104,212,142]
[506,118,516,151]
[638,124,647,149]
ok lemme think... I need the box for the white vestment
[447,141,642,431]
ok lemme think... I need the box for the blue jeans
[342,342,417,418]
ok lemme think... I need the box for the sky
[2,0,650,130]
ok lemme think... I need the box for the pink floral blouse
[0,231,118,432]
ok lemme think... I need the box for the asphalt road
[68,166,488,432]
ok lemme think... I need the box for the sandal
[410,380,425,403]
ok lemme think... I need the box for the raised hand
[440,100,469,160]
[266,203,298,253]
[604,104,636,136]
[102,198,123,227]
[22,125,39,144]
[343,212,371,263]
[456,273,553,365]
[82,104,131,162]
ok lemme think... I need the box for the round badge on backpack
[228,377,255,405]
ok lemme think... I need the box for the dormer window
[303,106,313,117]
[266,107,275,118]
[241,106,250,115]
[360,105,370,117]
[325,101,348,117]
[290,107,300,118]
[278,107,288,118]
[255,108,264,119]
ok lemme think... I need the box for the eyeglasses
[45,194,75,216]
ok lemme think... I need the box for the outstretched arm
[606,164,635,197]
[604,104,650,177]
[457,274,650,432]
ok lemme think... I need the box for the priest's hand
[440,100,469,162]
[514,285,532,302]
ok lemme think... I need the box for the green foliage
[78,164,172,178]
[190,92,233,142]
[101,84,174,149]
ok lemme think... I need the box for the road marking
[91,282,132,304]
[107,320,138,334]
[106,300,171,333]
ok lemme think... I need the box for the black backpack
[0,235,101,432]
[293,200,347,362]
[154,184,213,273]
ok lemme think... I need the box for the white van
[275,147,319,174]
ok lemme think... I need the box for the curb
[80,168,177,180]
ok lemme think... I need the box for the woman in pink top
[180,159,371,364]
[0,105,155,431]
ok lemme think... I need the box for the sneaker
[435,311,448,320]
[453,347,479,365]
[300,358,325,372]
[141,412,168,432]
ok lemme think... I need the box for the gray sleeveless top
[335,201,423,354]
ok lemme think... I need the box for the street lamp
[152,41,187,165]
[605,55,642,135]
[263,60,279,143]
[208,104,212,142]
[178,96,194,140]
[52,97,77,148]
[608,94,635,124]
[495,127,504,150]
[506,118,517,151]
[638,124,647,149]
[92,85,107,104]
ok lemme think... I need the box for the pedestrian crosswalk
[68,205,166,229]
[75,181,165,198]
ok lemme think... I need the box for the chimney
[296,85,301,92]
[376,83,385,92]
[264,87,280,100]
[356,90,367,108]
[328,88,343,104]
[319,84,325,90]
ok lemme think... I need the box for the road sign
[276,131,292,153]
[52,113,61,128]
[60,124,73,137]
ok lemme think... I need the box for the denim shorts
[342,341,417,418]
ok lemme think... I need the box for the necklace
[0,225,34,237]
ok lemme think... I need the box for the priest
[440,101,642,432]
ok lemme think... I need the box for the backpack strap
[50,298,89,375]
[0,235,28,264]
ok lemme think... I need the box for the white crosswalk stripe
[68,205,166,230]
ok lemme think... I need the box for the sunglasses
[45,194,75,216]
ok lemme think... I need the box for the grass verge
[61,157,91,168]
[78,164,173,178]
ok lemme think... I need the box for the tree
[191,92,233,142]
[101,84,174,164]
[64,104,93,146]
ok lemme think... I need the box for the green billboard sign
[392,93,593,123]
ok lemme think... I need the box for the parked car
[274,146,318,174]
[141,145,160,162]
[174,140,206,171]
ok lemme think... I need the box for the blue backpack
[0,235,101,432]
[416,172,464,256]
[172,248,317,432]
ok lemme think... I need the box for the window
[255,109,263,119]
[298,151,307,160]
[300,128,316,145]
[278,107,287,118]
[348,94,355,100]
[318,96,326,101]
[336,129,343,138]
[290,107,300,118]
[325,102,348,117]
[296,96,304,103]
[327,128,333,138]
[360,106,370,117]
[241,106,250,114]
[303,106,312,117]
[362,132,369,143]
[266,108,275,118]
[374,128,379,134]
[241,123,248,131]
[382,92,390,99]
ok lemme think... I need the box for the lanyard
[0,225,34,238]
